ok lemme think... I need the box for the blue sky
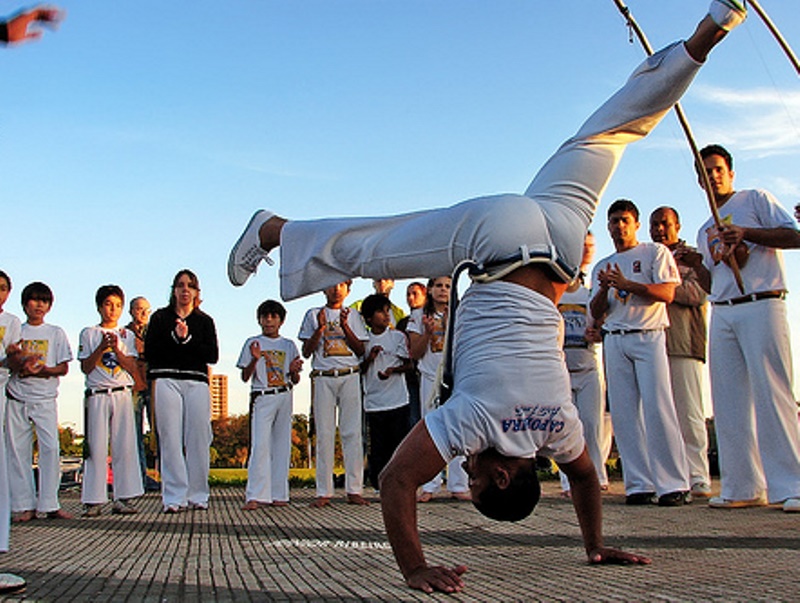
[3,1,800,428]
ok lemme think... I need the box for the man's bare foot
[12,510,36,523]
[46,509,73,520]
[347,493,370,506]
[417,492,434,503]
[271,500,290,507]
[450,492,472,502]
[310,497,331,508]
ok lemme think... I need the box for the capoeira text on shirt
[501,405,565,434]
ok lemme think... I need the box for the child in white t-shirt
[360,294,412,491]
[78,285,144,517]
[238,300,302,510]
[6,282,73,522]
[0,270,22,554]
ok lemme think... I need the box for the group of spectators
[568,144,800,513]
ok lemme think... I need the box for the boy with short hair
[360,294,412,491]
[238,300,302,510]
[6,282,73,522]
[78,285,144,517]
[299,280,370,507]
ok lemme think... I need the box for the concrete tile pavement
[1,480,799,602]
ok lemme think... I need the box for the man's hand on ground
[406,565,467,593]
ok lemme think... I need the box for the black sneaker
[658,491,692,507]
[625,492,656,505]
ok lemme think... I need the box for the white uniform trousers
[5,397,61,513]
[709,300,800,503]
[81,389,144,504]
[604,331,689,496]
[0,385,10,551]
[560,367,608,491]
[154,379,212,508]
[668,356,710,488]
[246,390,292,504]
[419,373,468,494]
[312,373,363,498]
[279,43,702,302]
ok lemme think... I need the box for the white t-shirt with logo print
[424,281,584,465]
[590,242,679,331]
[7,322,73,401]
[77,325,137,390]
[237,334,300,391]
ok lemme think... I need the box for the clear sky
[3,1,800,430]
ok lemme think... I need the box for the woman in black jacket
[146,269,218,513]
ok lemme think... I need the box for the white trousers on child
[279,43,702,302]
[560,367,609,491]
[312,373,363,498]
[81,390,144,504]
[155,379,212,508]
[0,386,10,551]
[5,397,61,513]
[419,373,468,494]
[246,391,293,504]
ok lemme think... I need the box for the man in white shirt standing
[695,144,800,512]
[591,199,689,506]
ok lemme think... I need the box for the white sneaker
[0,573,26,595]
[708,494,767,509]
[227,210,275,286]
[783,498,800,513]
[691,482,712,498]
[709,0,747,32]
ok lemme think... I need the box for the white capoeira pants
[312,373,363,498]
[668,356,710,487]
[5,397,61,513]
[246,391,293,504]
[709,300,800,503]
[154,379,212,508]
[419,373,468,494]
[81,390,144,504]
[279,42,702,302]
[0,385,10,551]
[560,367,609,491]
[604,331,689,496]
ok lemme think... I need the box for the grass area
[208,467,343,487]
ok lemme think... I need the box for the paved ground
[1,479,799,602]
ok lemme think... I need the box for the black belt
[85,385,131,397]
[602,328,662,337]
[310,366,359,378]
[250,386,292,401]
[712,290,785,306]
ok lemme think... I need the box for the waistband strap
[250,385,292,401]
[602,328,663,337]
[712,290,785,306]
[85,385,132,397]
[310,366,359,378]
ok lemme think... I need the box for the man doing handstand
[227,1,745,593]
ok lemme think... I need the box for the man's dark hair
[607,198,639,221]
[651,206,680,224]
[0,270,11,290]
[700,144,733,171]
[21,281,53,306]
[257,299,286,321]
[360,294,391,324]
[472,461,541,522]
[95,284,125,308]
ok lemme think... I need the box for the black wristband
[0,22,9,43]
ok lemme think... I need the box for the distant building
[210,373,229,421]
